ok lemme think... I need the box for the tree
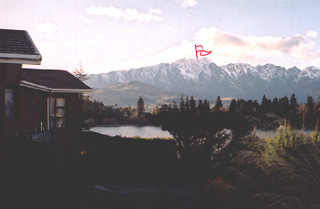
[186,96,190,112]
[214,96,223,111]
[306,96,314,129]
[271,98,280,115]
[279,96,289,117]
[72,64,91,128]
[229,99,237,114]
[203,99,210,111]
[180,95,185,113]
[289,93,299,127]
[190,96,197,114]
[137,96,145,117]
[72,61,89,82]
[260,95,271,113]
[172,101,179,113]
[298,104,308,130]
[313,97,320,129]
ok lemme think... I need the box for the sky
[1,0,320,74]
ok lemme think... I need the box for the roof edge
[25,31,41,56]
[0,57,41,65]
[20,80,93,93]
[0,52,42,59]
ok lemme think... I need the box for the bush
[102,117,118,125]
[83,118,95,130]
[231,127,320,209]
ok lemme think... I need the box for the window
[49,97,66,129]
[27,91,35,110]
[5,89,14,119]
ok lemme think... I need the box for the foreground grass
[81,129,320,209]
[223,127,320,209]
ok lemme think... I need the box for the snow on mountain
[86,59,320,102]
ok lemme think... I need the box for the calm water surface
[91,125,316,139]
[91,125,172,138]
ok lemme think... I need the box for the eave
[20,80,93,93]
[0,51,42,65]
[0,57,41,65]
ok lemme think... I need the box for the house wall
[4,90,81,138]
[1,64,22,166]
[5,87,49,138]
[50,93,81,152]
[0,64,5,139]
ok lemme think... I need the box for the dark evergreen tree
[202,99,210,116]
[190,96,197,114]
[279,96,289,117]
[203,99,210,110]
[214,96,223,111]
[72,62,89,82]
[271,98,280,115]
[180,95,185,113]
[306,96,314,129]
[236,99,246,115]
[244,99,254,116]
[307,96,315,111]
[173,101,179,113]
[198,99,203,109]
[186,96,190,112]
[168,103,172,112]
[260,95,271,113]
[229,99,237,114]
[137,96,145,116]
[252,100,259,116]
[289,93,299,126]
[313,97,320,128]
[198,99,203,115]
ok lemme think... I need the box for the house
[0,28,92,209]
[0,28,91,163]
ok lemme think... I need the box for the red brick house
[0,29,91,162]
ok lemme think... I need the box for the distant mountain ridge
[89,81,181,109]
[86,58,320,102]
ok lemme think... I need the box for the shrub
[231,127,320,209]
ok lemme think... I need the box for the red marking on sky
[195,44,212,59]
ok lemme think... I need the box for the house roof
[0,29,42,65]
[20,69,92,93]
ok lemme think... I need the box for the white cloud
[178,0,197,8]
[121,27,320,70]
[306,30,317,38]
[79,16,94,24]
[86,6,163,22]
[35,22,59,35]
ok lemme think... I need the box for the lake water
[91,125,316,139]
[91,125,173,138]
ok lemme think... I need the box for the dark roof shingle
[21,69,91,90]
[0,29,42,64]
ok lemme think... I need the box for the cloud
[79,16,94,24]
[179,0,197,8]
[86,6,163,22]
[121,27,320,70]
[306,30,317,38]
[35,22,59,35]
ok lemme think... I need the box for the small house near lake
[0,28,91,164]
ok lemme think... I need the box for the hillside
[89,81,181,110]
[86,58,320,102]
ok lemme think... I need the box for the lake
[91,125,173,138]
[91,125,316,139]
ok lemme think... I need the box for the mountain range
[89,81,181,109]
[86,58,320,105]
